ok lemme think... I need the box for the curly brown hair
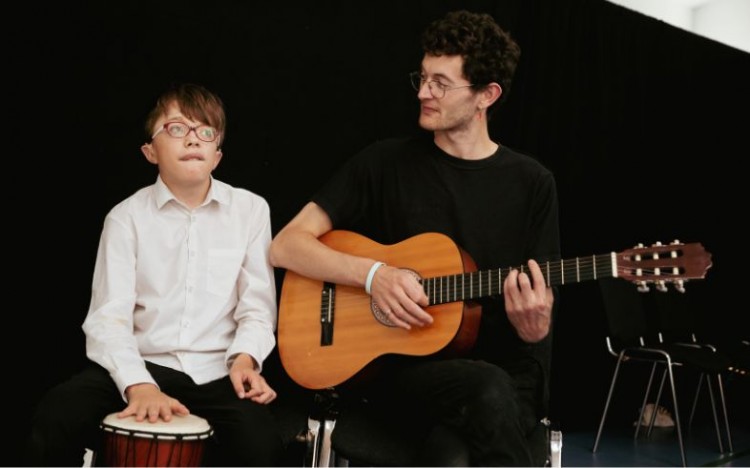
[421,10,521,107]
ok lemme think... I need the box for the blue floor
[561,424,750,467]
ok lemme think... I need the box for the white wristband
[365,261,386,295]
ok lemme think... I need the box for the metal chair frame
[592,279,734,467]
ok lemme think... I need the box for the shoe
[633,403,675,427]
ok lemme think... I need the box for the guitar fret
[446,275,449,302]
[450,276,455,303]
[456,274,460,302]
[454,274,459,301]
[591,255,597,279]
[440,276,443,304]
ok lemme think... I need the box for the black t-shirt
[313,133,561,411]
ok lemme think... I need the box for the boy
[28,83,283,466]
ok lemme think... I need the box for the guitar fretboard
[422,254,615,305]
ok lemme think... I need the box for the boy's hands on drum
[121,383,190,423]
[229,353,277,404]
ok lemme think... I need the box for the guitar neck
[423,254,615,305]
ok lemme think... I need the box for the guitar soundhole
[370,268,422,327]
[371,302,396,327]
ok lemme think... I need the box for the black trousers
[365,357,543,466]
[26,361,283,466]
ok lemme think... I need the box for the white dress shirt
[83,176,277,397]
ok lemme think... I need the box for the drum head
[100,413,214,440]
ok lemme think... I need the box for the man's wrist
[365,261,386,295]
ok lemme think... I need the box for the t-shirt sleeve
[311,143,381,229]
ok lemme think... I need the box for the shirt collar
[153,175,229,209]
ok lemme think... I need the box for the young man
[27,83,283,466]
[270,10,560,466]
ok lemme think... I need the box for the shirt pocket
[207,248,244,297]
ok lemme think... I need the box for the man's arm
[270,202,374,287]
[270,202,432,329]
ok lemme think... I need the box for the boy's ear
[141,143,158,165]
[213,149,223,170]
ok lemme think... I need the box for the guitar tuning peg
[670,239,682,245]
[637,281,650,293]
[656,280,668,292]
[674,279,686,293]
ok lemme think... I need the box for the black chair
[650,288,747,436]
[592,278,735,467]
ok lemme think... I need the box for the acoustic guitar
[277,230,712,390]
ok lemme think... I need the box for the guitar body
[278,230,481,390]
[277,230,711,390]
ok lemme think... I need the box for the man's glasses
[409,71,474,99]
[152,122,219,143]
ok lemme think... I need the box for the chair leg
[688,372,704,429]
[550,429,562,468]
[666,362,688,467]
[634,362,658,439]
[705,374,726,453]
[303,390,344,467]
[317,418,337,467]
[645,364,668,438]
[715,374,734,453]
[305,418,321,467]
[593,354,625,452]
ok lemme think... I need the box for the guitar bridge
[320,282,335,346]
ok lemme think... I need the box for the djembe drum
[98,413,214,467]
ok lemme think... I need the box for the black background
[9,0,750,464]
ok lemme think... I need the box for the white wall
[606,0,750,54]
[693,0,750,53]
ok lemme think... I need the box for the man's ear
[480,82,502,110]
[141,143,158,165]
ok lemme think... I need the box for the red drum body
[98,413,214,467]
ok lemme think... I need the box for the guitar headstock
[615,241,712,293]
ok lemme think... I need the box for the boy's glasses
[152,122,219,143]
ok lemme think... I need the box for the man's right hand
[370,264,432,330]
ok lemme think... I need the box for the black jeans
[26,361,283,466]
[364,357,541,466]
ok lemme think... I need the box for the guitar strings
[421,253,688,305]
